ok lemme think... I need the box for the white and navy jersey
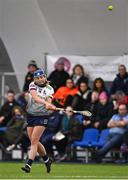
[26,82,54,116]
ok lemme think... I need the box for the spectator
[40,111,62,159]
[85,91,99,127]
[53,78,78,108]
[71,81,92,111]
[110,64,128,96]
[71,64,89,86]
[0,106,27,152]
[16,92,28,111]
[48,57,70,92]
[0,90,19,127]
[112,91,128,112]
[93,104,128,163]
[53,106,85,161]
[92,77,108,95]
[23,60,38,92]
[94,91,114,130]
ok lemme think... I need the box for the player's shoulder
[45,84,54,94]
[29,81,35,87]
[46,84,54,90]
[29,81,34,85]
[29,81,37,90]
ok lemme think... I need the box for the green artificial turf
[0,162,128,179]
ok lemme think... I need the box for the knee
[31,138,39,145]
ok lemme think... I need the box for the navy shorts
[27,114,49,127]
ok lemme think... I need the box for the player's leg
[29,126,45,159]
[22,126,45,173]
[21,127,33,172]
[37,141,52,173]
[37,141,46,156]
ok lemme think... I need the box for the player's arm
[30,90,56,110]
[45,96,55,109]
[46,96,52,103]
[45,85,56,109]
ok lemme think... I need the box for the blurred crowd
[0,58,128,163]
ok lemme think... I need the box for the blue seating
[73,128,99,163]
[0,127,7,132]
[74,114,84,124]
[92,128,109,148]
[72,128,109,163]
[73,128,99,148]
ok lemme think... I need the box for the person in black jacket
[23,60,38,92]
[48,58,70,92]
[92,77,108,95]
[94,92,114,131]
[85,91,99,128]
[71,81,92,111]
[110,64,128,96]
[0,90,19,127]
[0,106,27,152]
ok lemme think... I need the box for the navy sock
[42,155,49,163]
[26,159,33,167]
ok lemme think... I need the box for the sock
[42,155,49,163]
[26,159,33,167]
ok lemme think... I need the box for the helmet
[33,69,46,78]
